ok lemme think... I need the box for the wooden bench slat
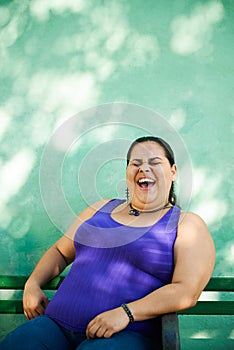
[0,276,28,289]
[0,275,64,290]
[1,300,233,315]
[178,301,234,315]
[0,276,233,290]
[205,277,234,291]
[0,300,23,314]
[0,275,233,350]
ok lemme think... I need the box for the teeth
[138,178,155,183]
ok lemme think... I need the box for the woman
[0,136,215,350]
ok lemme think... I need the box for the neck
[128,201,171,216]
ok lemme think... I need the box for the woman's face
[126,142,177,209]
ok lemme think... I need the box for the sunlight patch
[123,33,159,67]
[169,108,186,130]
[170,1,224,55]
[192,167,223,199]
[191,330,217,339]
[0,4,27,49]
[9,214,31,239]
[0,108,11,141]
[0,6,10,27]
[0,149,36,206]
[30,0,86,21]
[191,166,228,225]
[194,199,227,226]
[225,245,234,265]
[28,71,99,123]
[106,27,127,53]
[199,291,220,301]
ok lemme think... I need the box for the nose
[139,162,150,172]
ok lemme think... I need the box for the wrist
[24,278,41,290]
[121,303,135,324]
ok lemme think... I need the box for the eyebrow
[130,156,163,162]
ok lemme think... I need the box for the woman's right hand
[23,283,49,320]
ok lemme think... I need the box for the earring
[125,188,129,202]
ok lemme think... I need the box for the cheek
[153,166,164,180]
[126,169,132,185]
[126,168,137,188]
[126,166,135,178]
[155,167,171,185]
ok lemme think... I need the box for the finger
[41,295,49,306]
[24,308,41,320]
[35,304,47,315]
[103,329,113,339]
[24,310,35,320]
[24,310,30,320]
[86,319,97,338]
[43,298,49,308]
[96,326,107,338]
[86,323,100,339]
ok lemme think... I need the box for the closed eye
[129,157,163,167]
[149,162,161,166]
[129,161,141,167]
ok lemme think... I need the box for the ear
[171,164,177,181]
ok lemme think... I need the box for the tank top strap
[163,205,181,233]
[95,198,125,215]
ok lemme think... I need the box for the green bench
[0,275,233,349]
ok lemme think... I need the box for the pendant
[128,208,140,216]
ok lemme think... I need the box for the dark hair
[126,136,177,206]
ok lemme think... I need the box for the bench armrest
[161,313,180,350]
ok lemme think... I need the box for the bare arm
[23,199,111,320]
[127,212,216,320]
[86,212,216,338]
[23,234,76,319]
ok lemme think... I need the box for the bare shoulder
[78,198,112,221]
[172,210,216,295]
[178,211,210,237]
[176,210,216,256]
[65,198,112,240]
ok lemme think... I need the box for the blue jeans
[0,316,160,350]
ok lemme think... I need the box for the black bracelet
[121,303,134,323]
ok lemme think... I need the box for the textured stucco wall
[0,0,233,348]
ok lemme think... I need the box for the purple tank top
[45,199,180,339]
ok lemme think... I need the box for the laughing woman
[0,136,215,350]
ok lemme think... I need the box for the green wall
[0,0,233,348]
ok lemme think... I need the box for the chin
[136,193,158,204]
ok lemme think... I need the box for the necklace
[128,202,171,216]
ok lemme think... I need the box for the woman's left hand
[86,307,130,339]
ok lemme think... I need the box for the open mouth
[137,178,156,189]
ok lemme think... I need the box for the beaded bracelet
[121,303,134,323]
